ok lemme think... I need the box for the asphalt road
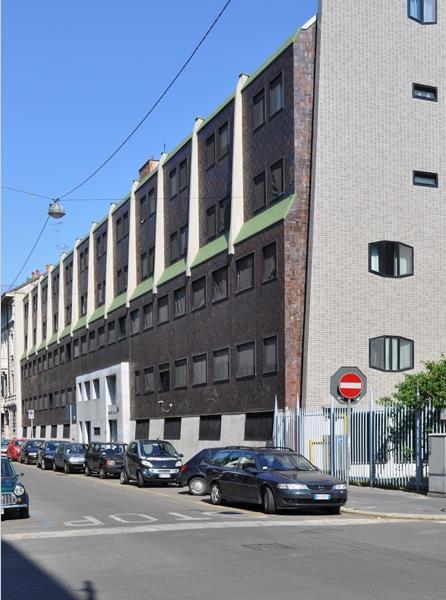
[2,464,446,600]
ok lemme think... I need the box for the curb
[342,507,446,521]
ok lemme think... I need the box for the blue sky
[2,0,317,290]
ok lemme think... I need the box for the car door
[234,452,260,502]
[55,444,64,468]
[218,450,243,498]
[127,442,138,478]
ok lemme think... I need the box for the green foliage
[380,355,446,409]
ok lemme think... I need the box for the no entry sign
[330,367,367,404]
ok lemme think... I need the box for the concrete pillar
[186,118,204,276]
[228,74,249,254]
[126,180,140,304]
[153,152,168,294]
[86,223,97,323]
[104,204,117,318]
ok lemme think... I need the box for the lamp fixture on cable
[48,199,66,219]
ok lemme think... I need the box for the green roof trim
[37,339,47,352]
[78,232,89,245]
[93,215,108,231]
[73,315,87,332]
[243,28,299,90]
[136,166,158,192]
[163,134,192,166]
[28,345,37,355]
[107,292,127,314]
[198,93,235,131]
[47,332,58,347]
[234,194,295,245]
[88,304,106,324]
[191,234,228,268]
[157,259,186,286]
[130,277,153,301]
[59,325,71,340]
[111,193,131,214]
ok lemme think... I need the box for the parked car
[37,440,63,470]
[1,456,29,518]
[19,439,44,464]
[53,442,86,474]
[6,438,26,462]
[205,446,347,514]
[120,440,183,488]
[84,443,127,479]
[1,439,10,455]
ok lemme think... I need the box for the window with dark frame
[135,419,150,439]
[218,122,229,158]
[130,309,140,335]
[179,159,188,190]
[134,370,141,395]
[262,242,277,282]
[169,168,178,198]
[270,159,284,200]
[140,194,148,222]
[107,321,116,344]
[199,415,221,441]
[207,206,217,240]
[98,326,105,347]
[244,412,274,441]
[192,277,206,310]
[193,354,207,386]
[170,232,179,262]
[122,212,129,237]
[118,315,127,338]
[158,295,169,324]
[263,336,278,374]
[213,348,229,382]
[164,417,181,440]
[413,170,438,187]
[369,336,414,372]
[148,247,155,276]
[148,188,156,216]
[212,266,228,302]
[143,302,153,329]
[158,363,170,392]
[253,89,265,130]
[269,74,284,117]
[174,287,186,317]
[73,339,80,358]
[236,253,254,293]
[141,252,149,279]
[81,335,88,355]
[205,133,215,169]
[253,171,266,211]
[412,83,438,101]
[89,330,96,351]
[174,359,188,389]
[218,197,230,233]
[408,0,436,24]
[180,226,188,256]
[143,367,154,393]
[116,217,122,242]
[236,341,255,378]
[369,241,414,278]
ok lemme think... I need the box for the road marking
[109,514,157,524]
[63,516,104,527]
[3,518,412,542]
[168,512,210,521]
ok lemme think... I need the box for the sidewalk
[343,485,446,521]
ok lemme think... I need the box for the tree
[381,355,446,409]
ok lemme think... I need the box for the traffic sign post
[27,409,34,436]
[330,367,367,489]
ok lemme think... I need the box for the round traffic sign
[338,372,363,399]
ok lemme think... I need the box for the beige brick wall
[303,0,446,408]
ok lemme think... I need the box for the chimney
[139,158,159,181]
[46,264,52,272]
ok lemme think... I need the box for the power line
[57,0,232,200]
[2,187,118,202]
[2,186,53,200]
[7,216,50,290]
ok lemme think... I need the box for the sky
[2,0,317,290]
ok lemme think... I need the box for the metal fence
[274,401,446,491]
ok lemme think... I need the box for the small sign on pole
[27,409,35,420]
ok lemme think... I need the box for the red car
[6,438,26,461]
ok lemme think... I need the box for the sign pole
[346,400,351,490]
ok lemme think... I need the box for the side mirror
[242,465,258,474]
[178,453,184,458]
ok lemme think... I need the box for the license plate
[158,474,171,478]
[314,494,331,500]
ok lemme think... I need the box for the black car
[53,443,86,474]
[84,443,127,479]
[179,447,246,496]
[37,440,63,470]
[1,457,30,519]
[205,447,347,514]
[120,440,183,488]
[18,439,44,464]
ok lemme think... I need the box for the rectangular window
[158,363,170,392]
[80,294,87,316]
[170,232,179,262]
[158,295,169,324]
[122,212,129,237]
[108,321,116,344]
[413,170,438,187]
[143,367,154,393]
[262,242,277,282]
[73,339,80,358]
[169,168,177,198]
[244,412,274,441]
[117,265,128,293]
[89,330,96,351]
[269,74,284,117]
[409,0,436,24]
[253,171,266,211]
[81,335,88,355]
[164,417,181,440]
[193,354,207,386]
[98,326,105,347]
[116,218,122,242]
[179,159,188,190]
[205,133,215,169]
[236,253,254,292]
[213,348,229,382]
[218,122,229,158]
[192,277,206,310]
[134,370,141,395]
[140,194,148,222]
[270,159,284,200]
[199,415,221,441]
[118,315,127,338]
[212,266,228,302]
[263,336,278,374]
[148,188,156,216]
[174,359,188,389]
[66,342,72,361]
[412,83,438,101]
[143,302,153,329]
[97,281,105,306]
[51,425,57,438]
[65,304,71,325]
[207,206,216,240]
[174,286,186,317]
[236,341,255,378]
[141,252,149,279]
[370,336,414,372]
[59,345,65,364]
[218,197,230,233]
[148,247,155,276]
[130,309,140,335]
[135,419,150,439]
[369,241,414,278]
[253,89,265,130]
[180,226,188,256]
[63,424,70,439]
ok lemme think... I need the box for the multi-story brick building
[18,1,445,456]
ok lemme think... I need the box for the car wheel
[64,462,71,474]
[188,477,206,496]
[25,455,29,465]
[137,471,145,488]
[210,482,222,505]
[52,461,58,472]
[84,465,91,476]
[41,460,46,471]
[326,506,341,515]
[120,468,129,485]
[99,467,106,480]
[262,487,276,514]
[19,506,30,519]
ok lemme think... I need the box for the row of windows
[253,159,285,211]
[23,388,74,411]
[134,336,278,395]
[23,424,70,439]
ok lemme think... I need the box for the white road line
[109,513,157,524]
[2,518,412,542]
[63,516,104,527]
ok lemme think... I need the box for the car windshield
[1,460,15,478]
[66,444,85,454]
[1,441,9,448]
[257,452,318,472]
[140,441,177,458]
[26,441,39,448]
[100,444,125,455]
[15,440,24,447]
[45,442,59,451]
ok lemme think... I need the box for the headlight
[68,457,76,462]
[14,484,25,496]
[141,460,153,468]
[277,483,308,490]
[333,484,347,490]
[175,460,182,467]
[108,460,115,465]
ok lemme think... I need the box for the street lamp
[48,200,66,219]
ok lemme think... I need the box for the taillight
[104,458,109,465]
[180,465,188,473]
